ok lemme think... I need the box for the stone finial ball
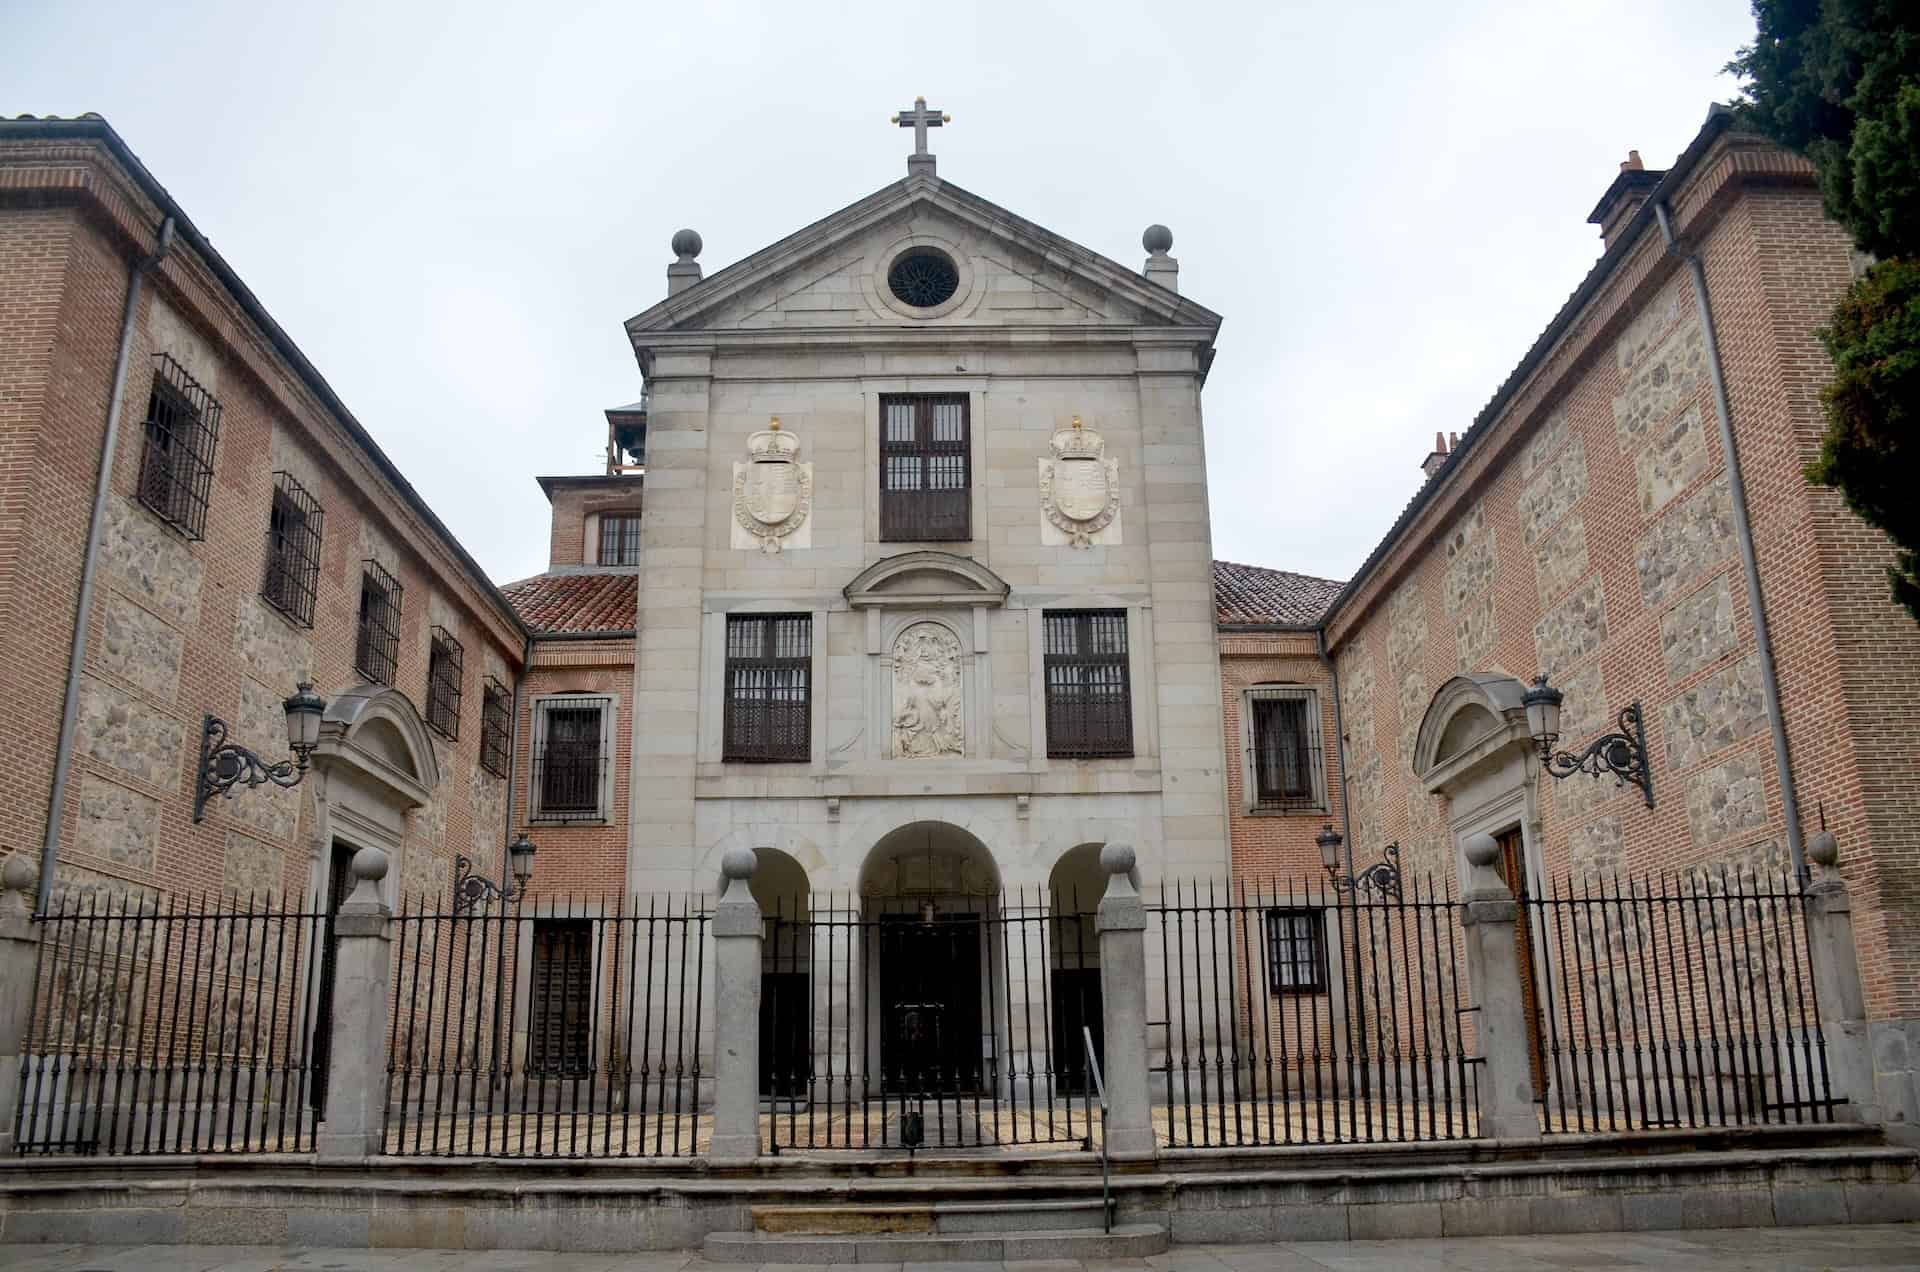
[1,855,35,894]
[1100,842,1137,876]
[671,228,703,260]
[1807,830,1839,868]
[721,846,758,881]
[1142,224,1173,255]
[1462,832,1499,869]
[351,846,390,883]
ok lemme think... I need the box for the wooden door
[1493,830,1549,1098]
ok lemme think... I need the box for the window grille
[879,394,970,541]
[533,696,609,820]
[1265,908,1328,994]
[598,514,642,565]
[479,677,512,778]
[723,614,811,762]
[261,471,323,626]
[1247,686,1325,812]
[1043,609,1133,758]
[529,919,593,1078]
[137,353,222,538]
[426,626,464,739]
[354,561,402,686]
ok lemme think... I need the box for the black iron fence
[761,891,1101,1152]
[1150,876,1480,1147]
[14,891,326,1156]
[382,894,711,1157]
[1526,869,1835,1133]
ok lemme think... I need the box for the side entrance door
[309,841,359,1115]
[1493,828,1549,1098]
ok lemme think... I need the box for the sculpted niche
[891,622,964,758]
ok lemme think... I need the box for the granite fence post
[0,856,42,1156]
[1802,830,1893,1129]
[1096,842,1156,1157]
[708,846,762,1160]
[1458,831,1542,1139]
[315,846,393,1161]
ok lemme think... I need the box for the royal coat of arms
[732,417,813,553]
[1039,416,1120,547]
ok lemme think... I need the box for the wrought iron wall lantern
[1315,824,1402,899]
[192,682,327,822]
[1522,673,1655,809]
[452,835,537,913]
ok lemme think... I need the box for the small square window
[1265,908,1327,994]
[598,514,642,565]
[1246,687,1325,813]
[533,696,610,821]
[480,677,512,778]
[137,354,222,539]
[426,627,464,739]
[261,472,323,626]
[354,561,402,685]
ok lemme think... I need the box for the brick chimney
[1421,431,1455,480]
[1587,150,1664,250]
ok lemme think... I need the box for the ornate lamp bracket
[452,854,526,914]
[192,715,309,823]
[1540,703,1655,809]
[1326,842,1403,900]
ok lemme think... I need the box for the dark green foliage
[1731,1,1920,618]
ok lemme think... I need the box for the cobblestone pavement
[0,1226,1916,1271]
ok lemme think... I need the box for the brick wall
[544,481,643,569]
[509,640,636,902]
[1219,632,1342,884]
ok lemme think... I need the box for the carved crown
[747,416,800,461]
[1049,416,1104,461]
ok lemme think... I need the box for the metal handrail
[1082,1026,1111,1233]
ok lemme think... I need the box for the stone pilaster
[708,847,762,1161]
[1458,832,1542,1139]
[0,857,41,1156]
[1803,831,1898,1131]
[1096,843,1155,1157]
[316,847,393,1161]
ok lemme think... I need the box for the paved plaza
[1,1227,1917,1271]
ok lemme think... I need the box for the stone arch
[307,684,440,906]
[1413,673,1533,795]
[842,550,1011,608]
[751,846,812,918]
[858,819,1001,907]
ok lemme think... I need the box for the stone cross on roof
[892,95,950,166]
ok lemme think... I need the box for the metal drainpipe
[1316,628,1356,879]
[37,216,177,913]
[1655,199,1808,883]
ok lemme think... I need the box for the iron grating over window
[723,614,811,762]
[1043,609,1133,759]
[533,695,609,820]
[479,677,512,778]
[1247,686,1325,812]
[426,626,464,739]
[599,513,642,566]
[1264,907,1328,994]
[529,919,594,1078]
[879,394,970,541]
[137,353,222,539]
[261,472,323,626]
[354,561,403,686]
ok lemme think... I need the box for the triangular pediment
[626,176,1220,337]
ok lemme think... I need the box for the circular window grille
[887,249,960,308]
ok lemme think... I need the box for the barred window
[261,472,323,626]
[1043,609,1132,759]
[1265,908,1327,994]
[426,627,464,739]
[479,677,512,778]
[1246,686,1326,812]
[529,919,593,1078]
[598,514,642,565]
[723,614,811,762]
[354,562,402,686]
[137,354,222,539]
[879,394,970,541]
[533,696,609,821]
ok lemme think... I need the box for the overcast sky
[7,0,1757,588]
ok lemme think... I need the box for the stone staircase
[705,1196,1166,1263]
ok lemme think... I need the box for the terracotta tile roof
[1212,559,1346,627]
[500,572,636,635]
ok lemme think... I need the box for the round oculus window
[887,248,960,308]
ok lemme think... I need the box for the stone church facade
[4,105,1919,1132]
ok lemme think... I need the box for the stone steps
[752,1196,1112,1233]
[704,1222,1168,1263]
